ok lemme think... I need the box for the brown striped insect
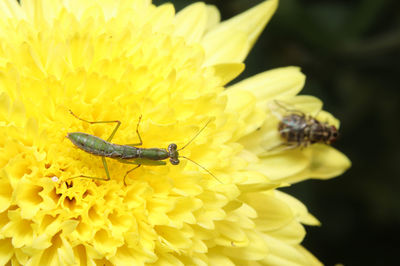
[269,100,338,150]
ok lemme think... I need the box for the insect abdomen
[67,132,136,158]
[309,122,333,143]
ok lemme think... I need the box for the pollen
[0,0,350,265]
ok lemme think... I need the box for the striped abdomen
[279,114,338,146]
[67,132,139,159]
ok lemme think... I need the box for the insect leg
[65,175,108,182]
[279,127,292,134]
[101,157,111,181]
[268,142,300,152]
[273,100,305,116]
[126,115,143,146]
[123,165,141,186]
[117,159,142,185]
[65,157,110,182]
[300,140,310,149]
[69,110,121,142]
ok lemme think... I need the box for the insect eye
[168,143,177,152]
[331,126,338,137]
[170,158,180,165]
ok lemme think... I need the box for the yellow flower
[0,0,350,265]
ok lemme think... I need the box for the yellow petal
[306,145,351,180]
[167,196,202,226]
[316,110,340,128]
[262,234,322,266]
[237,181,282,193]
[295,245,324,266]
[220,0,278,47]
[0,177,12,212]
[253,150,309,181]
[0,0,24,19]
[278,145,351,184]
[220,230,268,260]
[215,220,248,243]
[14,179,44,219]
[3,211,34,248]
[205,5,220,32]
[20,0,43,25]
[93,229,123,256]
[229,66,306,109]
[149,3,175,33]
[30,234,52,250]
[0,92,11,121]
[202,0,278,65]
[224,88,266,138]
[202,30,249,66]
[241,192,293,231]
[155,225,193,251]
[58,237,76,266]
[267,219,306,244]
[0,238,13,265]
[208,252,235,266]
[174,2,207,44]
[272,95,323,115]
[224,88,254,116]
[155,252,184,266]
[275,191,320,226]
[211,63,245,86]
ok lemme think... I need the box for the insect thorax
[139,148,169,161]
[279,114,308,142]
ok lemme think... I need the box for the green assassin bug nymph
[66,110,218,185]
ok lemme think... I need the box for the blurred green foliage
[154,0,400,265]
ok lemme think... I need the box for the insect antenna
[177,119,212,151]
[176,119,221,183]
[179,155,222,183]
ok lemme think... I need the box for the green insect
[66,110,217,185]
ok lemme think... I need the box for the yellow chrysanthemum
[0,0,351,265]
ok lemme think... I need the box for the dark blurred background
[154,0,400,265]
